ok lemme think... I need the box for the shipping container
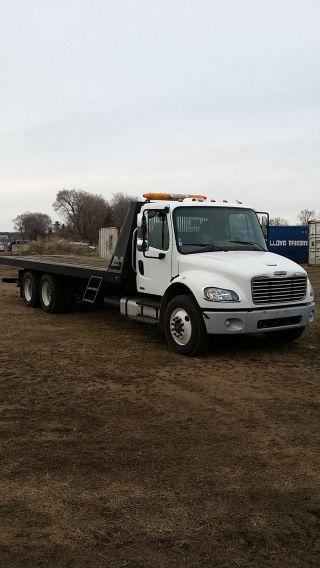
[267,226,308,263]
[308,221,320,266]
[98,227,120,261]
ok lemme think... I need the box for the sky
[0,0,319,230]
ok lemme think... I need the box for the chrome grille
[252,276,307,305]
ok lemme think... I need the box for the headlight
[203,287,240,302]
[308,279,314,298]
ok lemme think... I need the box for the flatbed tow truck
[0,193,315,356]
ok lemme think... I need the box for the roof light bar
[143,192,207,201]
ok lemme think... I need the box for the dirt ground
[0,264,319,568]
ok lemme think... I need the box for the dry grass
[0,264,319,567]
[27,238,98,256]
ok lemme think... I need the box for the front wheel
[264,326,306,342]
[164,294,208,356]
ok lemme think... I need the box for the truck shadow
[206,333,299,356]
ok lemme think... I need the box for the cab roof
[142,193,249,211]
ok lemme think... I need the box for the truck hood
[178,250,306,280]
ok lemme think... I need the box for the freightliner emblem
[274,271,287,276]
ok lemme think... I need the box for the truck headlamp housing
[203,287,240,302]
[308,279,314,298]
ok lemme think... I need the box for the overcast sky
[0,0,319,230]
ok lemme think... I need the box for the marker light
[187,194,207,199]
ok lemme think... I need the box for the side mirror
[137,239,148,252]
[256,212,269,240]
[261,216,268,239]
[137,214,149,251]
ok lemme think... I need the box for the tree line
[270,209,319,226]
[13,190,136,245]
[13,191,318,244]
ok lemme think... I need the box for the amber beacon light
[143,193,207,201]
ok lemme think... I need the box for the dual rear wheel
[22,271,73,313]
[22,271,40,308]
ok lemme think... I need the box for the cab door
[136,209,172,296]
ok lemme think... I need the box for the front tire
[39,274,64,313]
[164,294,208,356]
[22,271,40,307]
[264,326,306,342]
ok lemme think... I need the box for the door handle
[138,260,144,275]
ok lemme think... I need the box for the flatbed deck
[0,254,113,280]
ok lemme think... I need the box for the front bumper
[202,303,315,335]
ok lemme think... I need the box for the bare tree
[53,190,85,236]
[269,217,289,226]
[297,209,316,226]
[81,192,113,243]
[53,189,112,244]
[53,221,61,234]
[110,192,137,226]
[13,212,52,240]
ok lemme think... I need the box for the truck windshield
[173,206,267,254]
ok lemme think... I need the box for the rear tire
[39,274,64,313]
[22,271,40,308]
[164,294,208,356]
[264,326,306,342]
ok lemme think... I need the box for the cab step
[120,296,160,323]
[130,315,159,326]
[136,298,161,309]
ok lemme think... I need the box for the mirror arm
[143,248,166,260]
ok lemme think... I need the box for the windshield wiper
[229,240,266,251]
[182,243,227,252]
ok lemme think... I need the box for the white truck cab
[124,193,315,355]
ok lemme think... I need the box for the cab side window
[148,212,169,250]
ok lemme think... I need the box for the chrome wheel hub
[169,308,192,346]
[41,281,52,307]
[24,279,32,302]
